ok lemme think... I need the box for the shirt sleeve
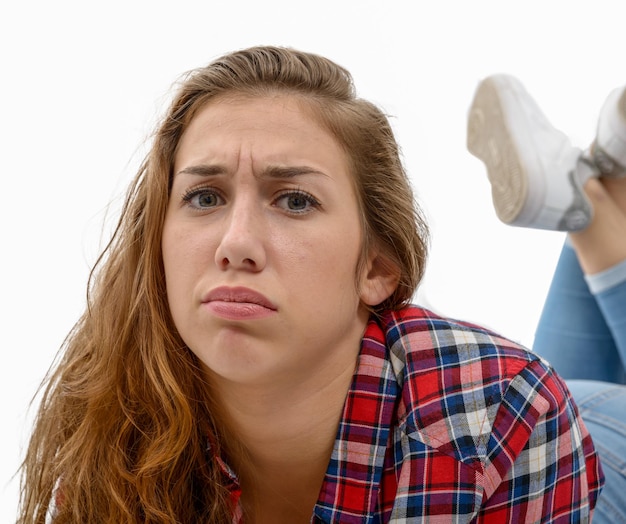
[476,359,604,523]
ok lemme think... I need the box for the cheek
[163,221,212,268]
[162,225,184,286]
[282,227,361,285]
[162,224,208,303]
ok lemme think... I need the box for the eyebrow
[174,164,330,180]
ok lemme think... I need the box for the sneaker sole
[467,77,528,224]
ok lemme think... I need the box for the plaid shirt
[227,306,603,523]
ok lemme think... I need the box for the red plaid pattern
[226,306,603,522]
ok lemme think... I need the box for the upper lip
[202,286,277,310]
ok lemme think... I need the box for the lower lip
[204,301,276,320]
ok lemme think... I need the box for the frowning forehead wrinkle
[174,164,330,180]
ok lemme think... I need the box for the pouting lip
[202,286,277,310]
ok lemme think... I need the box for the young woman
[468,73,626,523]
[19,47,602,523]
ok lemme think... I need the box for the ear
[359,251,401,307]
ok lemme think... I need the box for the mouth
[203,286,277,309]
[202,286,277,320]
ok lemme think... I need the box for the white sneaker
[593,86,626,177]
[467,74,597,231]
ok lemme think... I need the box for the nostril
[218,256,257,269]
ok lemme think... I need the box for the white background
[2,0,624,519]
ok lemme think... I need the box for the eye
[181,187,224,210]
[274,190,320,214]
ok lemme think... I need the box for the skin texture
[570,177,626,274]
[161,94,396,522]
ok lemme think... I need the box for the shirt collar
[313,315,401,524]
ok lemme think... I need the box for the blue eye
[275,191,320,214]
[182,188,223,209]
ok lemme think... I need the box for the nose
[214,198,267,272]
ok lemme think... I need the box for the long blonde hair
[19,46,429,523]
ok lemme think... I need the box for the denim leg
[568,380,626,523]
[593,279,626,378]
[533,242,626,383]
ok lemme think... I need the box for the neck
[210,345,361,523]
[220,356,356,463]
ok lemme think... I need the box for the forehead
[183,93,328,140]
[174,94,351,175]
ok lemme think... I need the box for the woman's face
[162,95,392,386]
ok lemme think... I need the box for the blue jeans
[568,380,626,523]
[534,242,626,521]
[535,243,626,383]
